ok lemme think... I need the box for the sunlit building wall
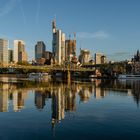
[65,38,76,62]
[13,40,27,63]
[0,39,8,66]
[79,49,90,64]
[52,20,66,65]
[95,53,106,64]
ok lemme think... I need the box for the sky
[0,0,140,61]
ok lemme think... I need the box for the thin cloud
[36,0,41,25]
[107,51,133,61]
[0,0,18,17]
[19,0,26,24]
[77,31,110,39]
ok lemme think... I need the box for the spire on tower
[52,19,56,33]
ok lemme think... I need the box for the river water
[0,77,140,140]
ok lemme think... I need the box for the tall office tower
[35,41,46,60]
[79,49,91,64]
[0,39,8,66]
[13,40,27,63]
[8,49,13,63]
[43,51,52,65]
[52,20,66,65]
[95,53,102,64]
[65,34,76,62]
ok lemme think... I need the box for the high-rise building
[95,53,106,64]
[0,39,8,66]
[65,35,76,62]
[52,20,66,65]
[13,40,27,63]
[35,41,46,61]
[43,51,52,65]
[79,49,90,64]
[8,49,13,63]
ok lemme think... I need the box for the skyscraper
[8,49,13,63]
[52,20,65,65]
[0,39,8,66]
[95,53,106,64]
[79,49,91,64]
[35,41,46,60]
[65,34,76,62]
[13,40,27,63]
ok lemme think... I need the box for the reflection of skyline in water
[0,79,140,125]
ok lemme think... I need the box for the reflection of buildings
[35,91,46,109]
[65,87,76,111]
[35,89,52,109]
[130,80,140,106]
[94,87,106,99]
[52,86,65,124]
[79,87,92,103]
[0,84,9,112]
[13,90,28,112]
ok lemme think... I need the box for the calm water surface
[0,77,140,140]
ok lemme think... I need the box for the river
[0,77,140,140]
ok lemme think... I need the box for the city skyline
[0,0,140,61]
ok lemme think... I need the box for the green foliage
[17,61,31,66]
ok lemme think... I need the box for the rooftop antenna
[52,14,57,32]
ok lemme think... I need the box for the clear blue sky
[0,0,140,61]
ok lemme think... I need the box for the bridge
[0,65,95,73]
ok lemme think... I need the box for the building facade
[8,49,13,63]
[35,41,46,61]
[0,39,8,66]
[13,40,27,63]
[65,36,76,62]
[43,51,52,65]
[95,53,107,64]
[52,20,66,65]
[79,49,91,64]
[132,50,140,74]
